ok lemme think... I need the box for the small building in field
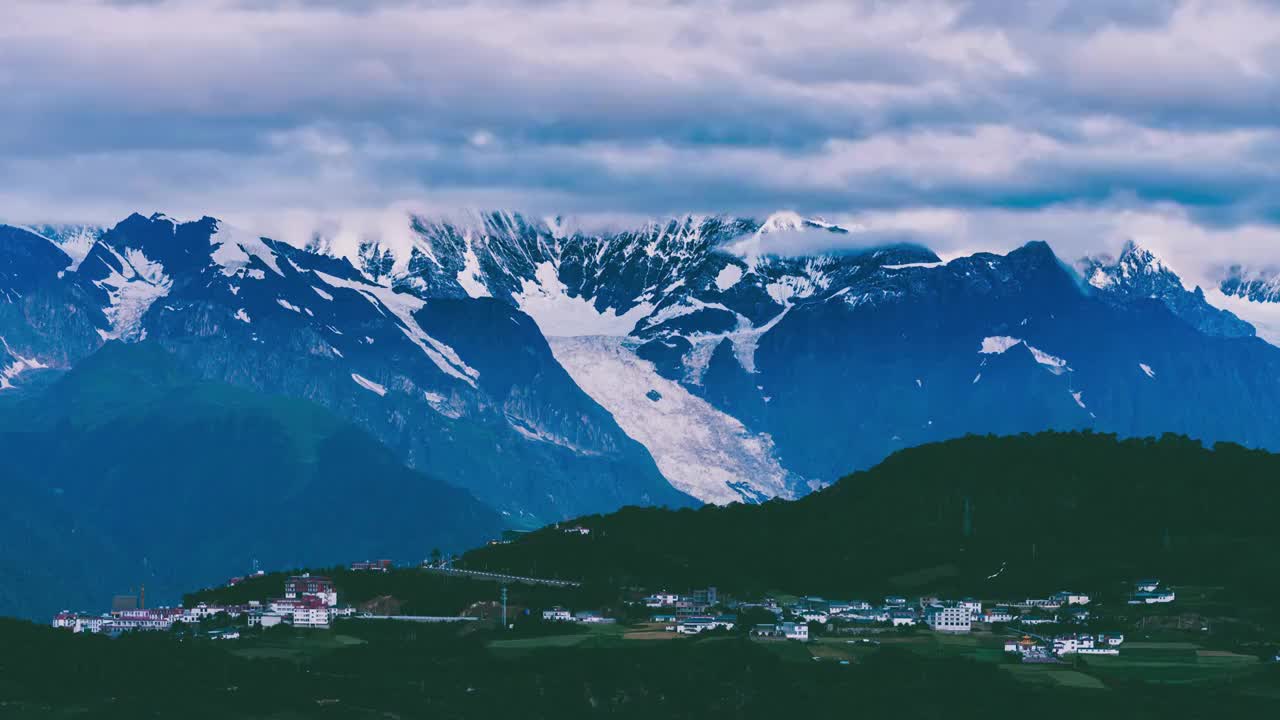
[542,607,572,622]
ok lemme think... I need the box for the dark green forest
[461,432,1280,602]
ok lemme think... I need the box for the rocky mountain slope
[5,209,1280,513]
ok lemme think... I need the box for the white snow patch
[766,282,795,305]
[513,261,653,337]
[507,416,599,455]
[456,236,491,298]
[210,222,283,277]
[351,373,387,396]
[973,373,982,384]
[714,264,743,291]
[979,336,1070,375]
[548,336,794,505]
[1071,391,1087,409]
[979,336,1022,354]
[29,225,100,271]
[314,270,479,387]
[92,246,171,341]
[234,308,251,323]
[1139,363,1156,378]
[276,298,301,313]
[1087,267,1115,289]
[1026,346,1069,374]
[0,337,49,391]
[312,286,334,301]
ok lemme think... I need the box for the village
[49,557,1195,667]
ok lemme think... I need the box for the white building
[925,606,972,633]
[291,598,332,629]
[52,612,108,634]
[890,609,917,627]
[1130,589,1176,604]
[676,616,736,634]
[1052,592,1091,606]
[248,613,285,628]
[984,606,1017,623]
[542,607,573,622]
[781,622,809,641]
[1053,634,1119,656]
[644,592,680,608]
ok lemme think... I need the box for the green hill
[0,342,503,619]
[460,432,1280,601]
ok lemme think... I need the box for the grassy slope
[0,342,503,619]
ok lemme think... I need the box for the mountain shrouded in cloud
[6,208,1280,522]
[3,0,1280,303]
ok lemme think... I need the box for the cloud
[2,0,1280,289]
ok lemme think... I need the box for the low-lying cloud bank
[3,0,1280,304]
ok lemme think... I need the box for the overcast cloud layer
[3,0,1280,290]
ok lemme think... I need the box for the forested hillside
[461,432,1280,600]
[0,342,502,619]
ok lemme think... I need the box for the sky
[3,0,1280,293]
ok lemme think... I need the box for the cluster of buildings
[541,607,615,624]
[52,574,353,635]
[750,622,809,641]
[730,591,1095,636]
[624,580,1149,646]
[1003,632,1125,661]
[638,587,737,635]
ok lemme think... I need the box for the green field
[486,623,631,655]
[1083,643,1261,685]
[231,631,366,661]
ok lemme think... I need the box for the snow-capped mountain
[1220,265,1280,304]
[1077,241,1255,339]
[0,213,690,525]
[5,210,1280,520]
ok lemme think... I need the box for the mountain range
[5,209,1280,616]
[6,212,1280,510]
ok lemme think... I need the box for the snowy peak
[1080,240,1170,291]
[1220,265,1280,304]
[1077,242,1254,339]
[756,211,850,235]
